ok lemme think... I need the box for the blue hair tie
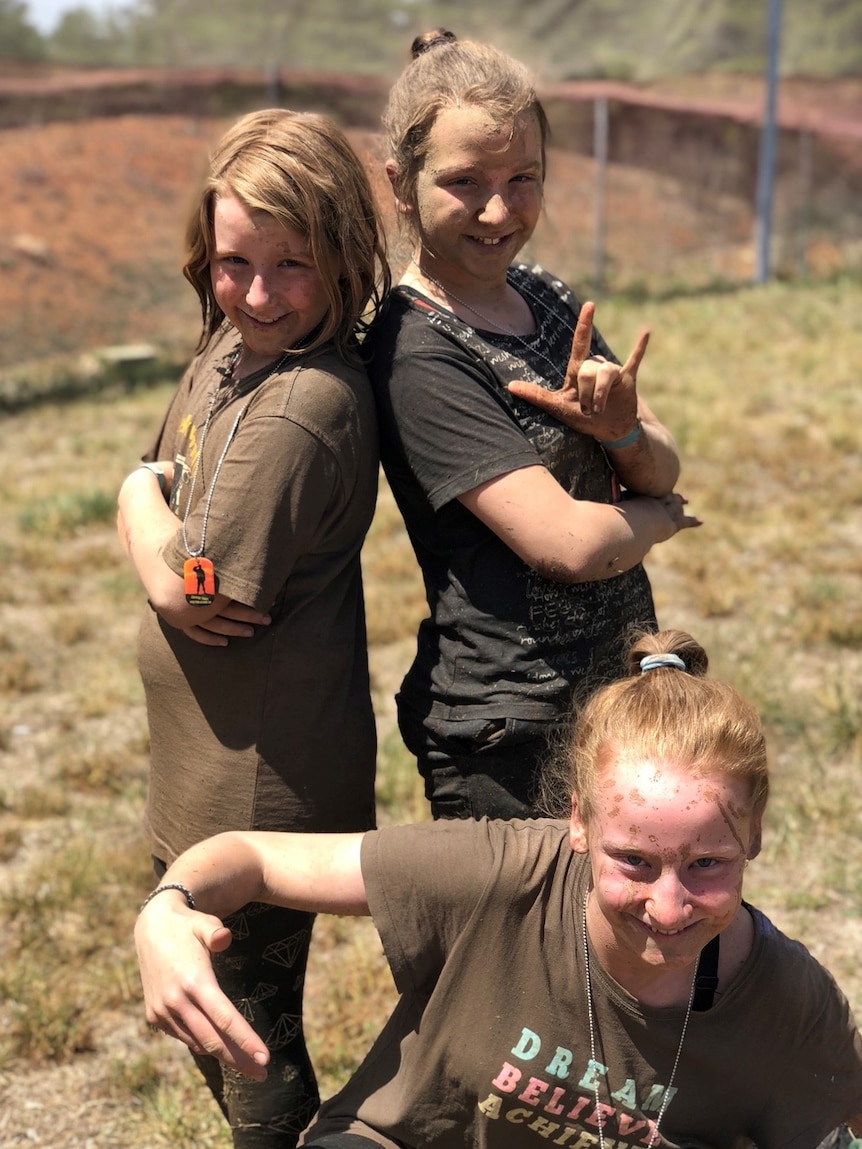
[640,653,687,674]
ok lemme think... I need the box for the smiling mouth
[469,235,509,246]
[246,313,287,327]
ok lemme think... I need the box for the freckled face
[570,757,758,975]
[409,104,544,292]
[210,194,332,373]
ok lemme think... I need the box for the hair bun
[411,28,457,59]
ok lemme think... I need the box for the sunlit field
[0,277,860,1144]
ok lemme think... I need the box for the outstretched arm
[507,301,680,496]
[135,831,368,1078]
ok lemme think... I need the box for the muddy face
[570,756,757,980]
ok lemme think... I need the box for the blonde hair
[557,629,769,825]
[184,108,389,360]
[383,29,550,211]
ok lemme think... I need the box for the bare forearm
[134,831,368,1080]
[459,465,698,584]
[526,496,681,581]
[117,466,231,626]
[602,411,680,497]
[154,831,370,918]
[118,466,184,597]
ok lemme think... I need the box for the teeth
[473,237,504,245]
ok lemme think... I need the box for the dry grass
[0,236,860,1149]
[1,278,860,1144]
[0,378,424,1147]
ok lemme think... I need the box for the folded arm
[117,465,269,643]
[135,831,368,1078]
[459,463,699,582]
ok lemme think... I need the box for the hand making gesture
[508,301,649,444]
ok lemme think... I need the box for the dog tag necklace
[582,891,697,1149]
[181,349,288,604]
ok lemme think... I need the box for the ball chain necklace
[582,891,698,1149]
[180,347,289,605]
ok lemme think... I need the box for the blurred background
[1,4,860,1146]
[2,0,861,380]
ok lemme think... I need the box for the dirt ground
[1,78,860,1146]
[2,65,861,374]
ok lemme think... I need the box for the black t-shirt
[364,264,656,729]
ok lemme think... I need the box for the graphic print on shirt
[476,1024,677,1148]
[168,411,200,517]
[414,271,647,676]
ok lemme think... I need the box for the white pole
[754,0,783,284]
[593,95,608,295]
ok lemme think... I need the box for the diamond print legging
[154,861,319,1147]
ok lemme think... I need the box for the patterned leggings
[155,860,319,1147]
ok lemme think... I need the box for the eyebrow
[434,158,543,179]
[603,839,743,860]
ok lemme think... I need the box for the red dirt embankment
[1,67,860,371]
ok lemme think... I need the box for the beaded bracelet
[598,419,642,451]
[139,882,197,912]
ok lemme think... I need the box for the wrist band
[598,419,642,451]
[138,462,167,496]
[139,882,196,912]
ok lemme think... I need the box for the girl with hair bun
[364,30,700,821]
[135,629,862,1149]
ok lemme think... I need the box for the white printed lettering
[505,1108,532,1125]
[529,1117,562,1139]
[477,1094,503,1120]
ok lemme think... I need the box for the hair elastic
[640,653,686,674]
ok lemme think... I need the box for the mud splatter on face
[702,778,751,852]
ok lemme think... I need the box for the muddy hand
[507,301,648,437]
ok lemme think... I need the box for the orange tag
[184,557,216,605]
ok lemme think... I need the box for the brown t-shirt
[303,819,862,1149]
[139,329,378,860]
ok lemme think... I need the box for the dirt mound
[0,108,755,375]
